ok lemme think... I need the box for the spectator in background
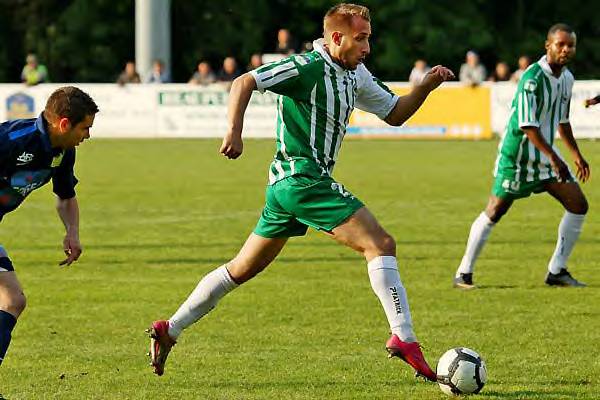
[21,53,49,86]
[188,61,216,85]
[116,61,141,86]
[275,28,295,55]
[488,61,511,82]
[408,59,431,86]
[301,41,314,53]
[510,55,531,82]
[247,54,263,72]
[145,59,170,83]
[217,57,241,82]
[459,50,486,87]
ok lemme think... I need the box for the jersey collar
[538,55,565,80]
[313,38,347,74]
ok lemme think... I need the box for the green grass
[1,139,599,399]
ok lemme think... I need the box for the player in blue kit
[0,86,98,367]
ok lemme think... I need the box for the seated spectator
[217,57,241,82]
[408,59,431,86]
[247,54,263,72]
[459,50,487,87]
[21,53,49,86]
[117,61,141,85]
[275,28,295,55]
[488,61,511,82]
[145,59,170,83]
[510,55,531,82]
[188,61,216,85]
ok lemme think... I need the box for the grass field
[0,138,599,399]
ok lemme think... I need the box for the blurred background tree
[0,0,597,83]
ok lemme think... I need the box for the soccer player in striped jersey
[0,87,98,368]
[454,24,590,289]
[148,3,454,380]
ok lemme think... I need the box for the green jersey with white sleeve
[250,39,398,185]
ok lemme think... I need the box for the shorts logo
[502,179,520,192]
[331,182,353,198]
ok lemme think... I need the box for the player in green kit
[148,3,455,380]
[454,24,590,289]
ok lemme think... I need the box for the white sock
[456,212,495,276]
[168,265,238,339]
[367,256,416,342]
[548,211,585,274]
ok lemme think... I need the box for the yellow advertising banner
[348,83,492,139]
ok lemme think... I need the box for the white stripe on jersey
[323,67,335,166]
[514,134,527,181]
[525,141,536,181]
[309,84,323,171]
[256,61,297,83]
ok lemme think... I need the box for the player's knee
[570,197,588,215]
[0,290,26,316]
[372,233,396,255]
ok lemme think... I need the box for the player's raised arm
[557,123,590,182]
[384,65,454,126]
[220,73,257,159]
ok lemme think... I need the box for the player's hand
[421,65,455,92]
[550,154,571,182]
[584,98,599,108]
[60,233,82,267]
[220,132,243,159]
[574,154,590,183]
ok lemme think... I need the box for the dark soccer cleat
[453,273,476,290]
[545,268,586,287]
[386,334,437,382]
[147,320,176,376]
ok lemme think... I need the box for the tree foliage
[0,0,598,83]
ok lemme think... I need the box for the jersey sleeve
[250,55,315,100]
[516,74,541,128]
[559,71,574,124]
[354,65,399,120]
[52,149,78,199]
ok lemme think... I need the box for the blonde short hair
[324,3,370,33]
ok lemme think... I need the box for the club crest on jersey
[16,152,34,165]
[523,79,537,92]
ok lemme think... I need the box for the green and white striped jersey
[494,56,574,182]
[250,39,398,184]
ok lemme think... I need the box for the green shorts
[491,173,573,200]
[254,175,364,238]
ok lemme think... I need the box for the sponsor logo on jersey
[16,152,34,165]
[523,79,537,92]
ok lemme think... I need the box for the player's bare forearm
[56,196,82,266]
[557,123,581,157]
[385,65,454,126]
[227,73,257,135]
[221,73,257,159]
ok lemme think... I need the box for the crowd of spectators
[16,31,540,89]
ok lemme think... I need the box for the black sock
[0,310,17,366]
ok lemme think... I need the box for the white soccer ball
[436,347,487,396]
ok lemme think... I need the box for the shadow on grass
[482,389,581,398]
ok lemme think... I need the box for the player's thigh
[228,233,288,283]
[544,181,588,214]
[329,207,395,256]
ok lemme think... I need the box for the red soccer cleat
[386,334,437,382]
[146,320,176,376]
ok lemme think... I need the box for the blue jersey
[0,114,78,220]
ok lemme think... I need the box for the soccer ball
[436,347,487,395]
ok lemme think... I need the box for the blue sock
[0,310,17,366]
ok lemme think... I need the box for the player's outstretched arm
[584,95,600,108]
[220,73,258,159]
[56,196,82,266]
[384,65,454,126]
[558,123,590,182]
